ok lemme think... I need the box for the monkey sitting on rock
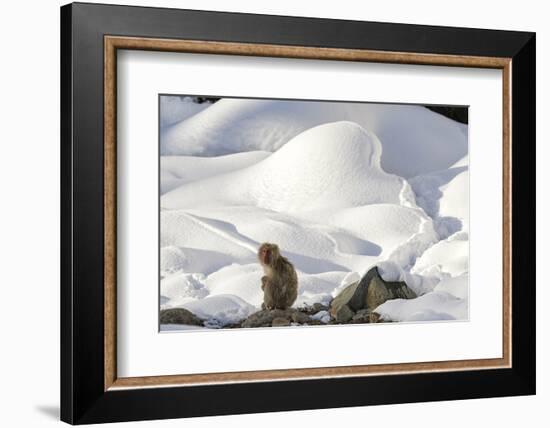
[258,243,298,310]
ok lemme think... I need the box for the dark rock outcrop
[351,309,381,324]
[272,317,291,327]
[241,308,316,328]
[291,311,311,324]
[333,304,354,323]
[300,303,329,315]
[367,270,416,309]
[330,266,416,319]
[241,309,288,328]
[160,308,203,326]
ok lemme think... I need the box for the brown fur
[258,243,298,310]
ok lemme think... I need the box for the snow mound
[206,264,265,307]
[181,294,257,327]
[160,245,242,276]
[181,205,378,272]
[161,272,208,308]
[162,121,412,213]
[412,232,468,278]
[327,204,439,268]
[161,98,467,177]
[434,273,469,299]
[160,96,212,128]
[160,151,270,194]
[375,289,468,322]
[160,246,189,275]
[410,162,469,237]
[161,210,257,264]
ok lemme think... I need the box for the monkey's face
[258,243,278,266]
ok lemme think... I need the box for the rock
[159,308,203,326]
[298,303,328,315]
[291,311,311,324]
[330,266,416,319]
[312,303,328,313]
[223,322,243,329]
[333,304,354,323]
[369,312,381,323]
[241,310,278,328]
[352,309,380,324]
[272,317,291,327]
[274,308,294,318]
[241,308,306,328]
[329,281,367,318]
[366,269,416,309]
[233,289,396,328]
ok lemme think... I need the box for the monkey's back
[270,256,298,308]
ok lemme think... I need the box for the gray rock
[367,270,416,309]
[352,309,380,324]
[312,303,329,313]
[241,310,278,328]
[241,308,295,328]
[370,312,382,323]
[240,307,318,328]
[333,304,354,323]
[330,266,416,319]
[272,317,291,327]
[160,308,203,326]
[298,303,328,315]
[329,281,366,318]
[291,311,311,324]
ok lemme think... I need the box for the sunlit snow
[159,97,469,329]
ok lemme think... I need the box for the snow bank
[161,272,208,308]
[206,264,265,307]
[161,98,467,177]
[162,121,413,212]
[161,210,257,264]
[412,232,469,278]
[434,273,469,300]
[181,294,257,327]
[161,199,437,282]
[160,96,211,128]
[160,151,270,194]
[410,162,469,237]
[327,204,439,272]
[375,288,468,322]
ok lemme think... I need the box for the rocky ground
[160,266,417,329]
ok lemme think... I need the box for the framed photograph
[60,2,536,424]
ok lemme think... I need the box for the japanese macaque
[258,243,298,310]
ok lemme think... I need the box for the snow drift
[161,98,468,178]
[162,121,414,212]
[161,151,270,194]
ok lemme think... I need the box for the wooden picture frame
[61,2,536,424]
